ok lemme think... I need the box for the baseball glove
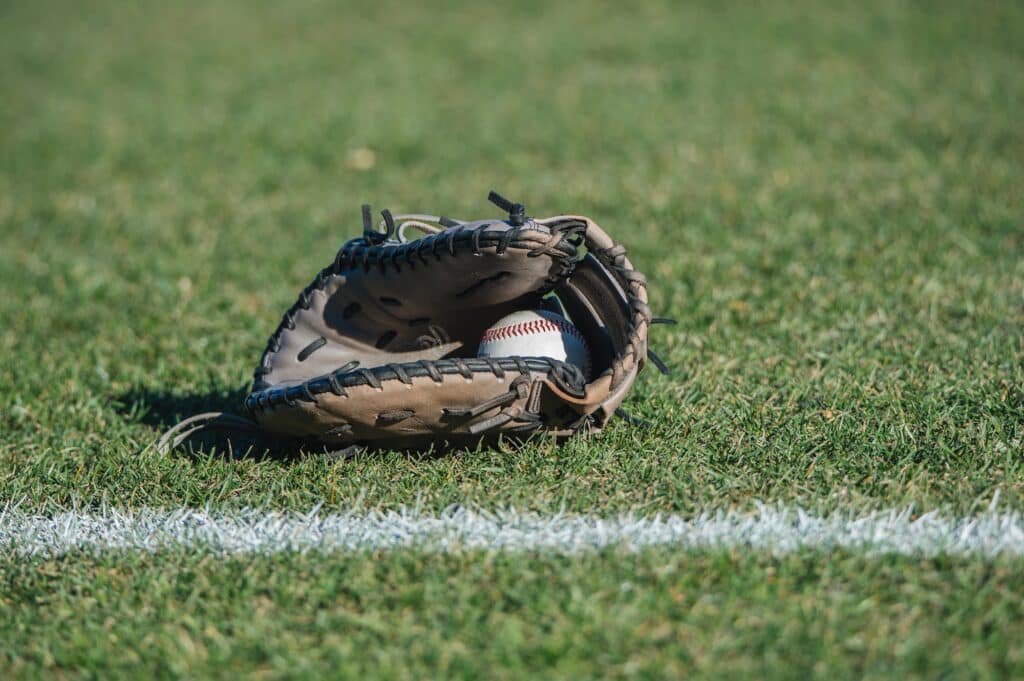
[157,192,669,454]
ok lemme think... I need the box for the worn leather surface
[247,205,652,449]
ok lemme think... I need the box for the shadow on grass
[113,386,465,464]
[113,386,347,463]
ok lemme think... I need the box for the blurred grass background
[2,0,1024,512]
[2,0,1020,514]
[1,1,1023,675]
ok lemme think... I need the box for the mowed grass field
[1,0,1022,677]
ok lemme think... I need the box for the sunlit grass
[1,0,1022,676]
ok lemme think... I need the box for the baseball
[477,310,591,378]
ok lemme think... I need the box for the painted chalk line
[1,502,1023,558]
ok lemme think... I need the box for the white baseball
[477,310,591,378]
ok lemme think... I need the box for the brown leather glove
[158,192,667,454]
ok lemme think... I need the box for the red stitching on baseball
[480,317,587,346]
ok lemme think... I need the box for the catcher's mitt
[158,192,669,454]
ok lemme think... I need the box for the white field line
[2,504,1023,558]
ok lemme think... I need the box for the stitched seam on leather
[251,219,580,392]
[588,239,650,391]
[245,356,586,414]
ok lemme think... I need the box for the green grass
[3,549,1023,679]
[2,0,1023,677]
